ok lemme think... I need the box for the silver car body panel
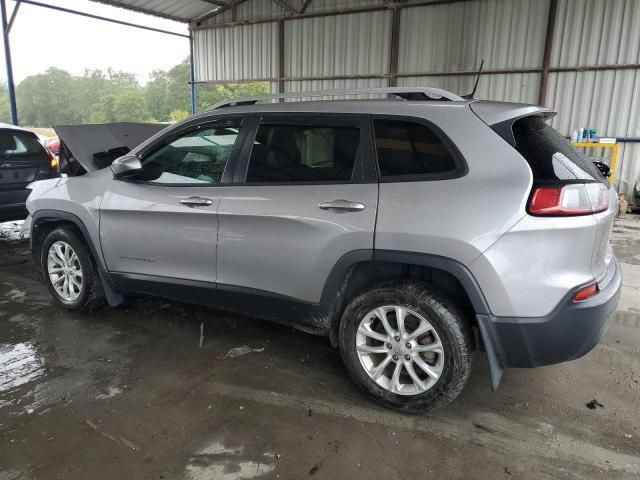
[26,98,617,324]
[99,180,221,283]
[216,183,377,303]
[374,104,531,267]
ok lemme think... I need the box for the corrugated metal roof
[89,0,230,22]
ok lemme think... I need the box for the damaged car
[0,124,58,222]
[24,88,622,412]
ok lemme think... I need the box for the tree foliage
[0,58,270,127]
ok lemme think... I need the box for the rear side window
[246,124,360,183]
[0,131,47,159]
[511,116,606,185]
[373,119,460,179]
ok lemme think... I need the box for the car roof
[0,123,36,135]
[191,99,473,120]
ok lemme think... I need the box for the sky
[1,0,191,84]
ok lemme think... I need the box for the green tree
[0,83,10,123]
[145,69,170,121]
[169,109,189,122]
[4,60,270,127]
[88,95,118,123]
[113,91,152,122]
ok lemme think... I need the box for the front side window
[245,123,360,183]
[373,119,459,178]
[140,123,241,184]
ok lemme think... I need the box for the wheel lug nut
[404,354,410,361]
[386,343,392,349]
[406,342,412,349]
[392,355,398,361]
[394,335,400,342]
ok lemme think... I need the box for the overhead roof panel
[90,0,228,22]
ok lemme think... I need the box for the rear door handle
[180,196,213,207]
[318,199,365,212]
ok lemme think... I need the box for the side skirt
[109,272,328,335]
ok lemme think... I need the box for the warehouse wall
[193,0,640,200]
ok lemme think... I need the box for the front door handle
[180,196,213,207]
[318,199,365,212]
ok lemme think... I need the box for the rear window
[0,131,47,159]
[246,124,359,183]
[511,116,606,185]
[373,119,461,179]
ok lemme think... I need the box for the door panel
[216,183,377,303]
[100,182,220,282]
[99,118,247,284]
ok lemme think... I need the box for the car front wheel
[41,227,105,311]
[339,280,473,412]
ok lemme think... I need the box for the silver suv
[24,88,621,412]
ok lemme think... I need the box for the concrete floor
[1,217,639,480]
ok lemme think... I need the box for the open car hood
[54,122,166,174]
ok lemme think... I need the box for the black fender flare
[30,210,124,306]
[321,249,504,389]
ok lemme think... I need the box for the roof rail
[208,87,465,110]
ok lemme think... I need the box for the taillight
[46,149,58,170]
[528,183,608,216]
[573,282,598,302]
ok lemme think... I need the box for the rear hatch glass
[511,116,608,186]
[511,116,615,280]
[0,130,49,188]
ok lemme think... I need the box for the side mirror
[111,155,142,179]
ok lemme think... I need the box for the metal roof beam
[193,0,248,24]
[271,0,297,15]
[17,0,189,38]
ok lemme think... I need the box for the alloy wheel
[47,241,83,302]
[356,305,445,395]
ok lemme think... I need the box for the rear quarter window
[511,116,607,185]
[373,119,464,180]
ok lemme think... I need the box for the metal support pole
[538,0,557,106]
[189,31,197,114]
[388,3,401,87]
[277,19,285,97]
[1,0,17,124]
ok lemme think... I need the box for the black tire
[40,227,106,311]
[339,280,473,413]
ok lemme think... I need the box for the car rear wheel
[41,227,105,310]
[339,280,473,412]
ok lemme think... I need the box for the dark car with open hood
[0,124,58,222]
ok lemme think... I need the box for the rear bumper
[481,257,622,368]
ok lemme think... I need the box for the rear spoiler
[470,101,556,146]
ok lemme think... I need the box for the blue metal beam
[1,0,18,124]
[189,32,197,114]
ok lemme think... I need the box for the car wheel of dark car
[339,280,473,412]
[40,227,105,311]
